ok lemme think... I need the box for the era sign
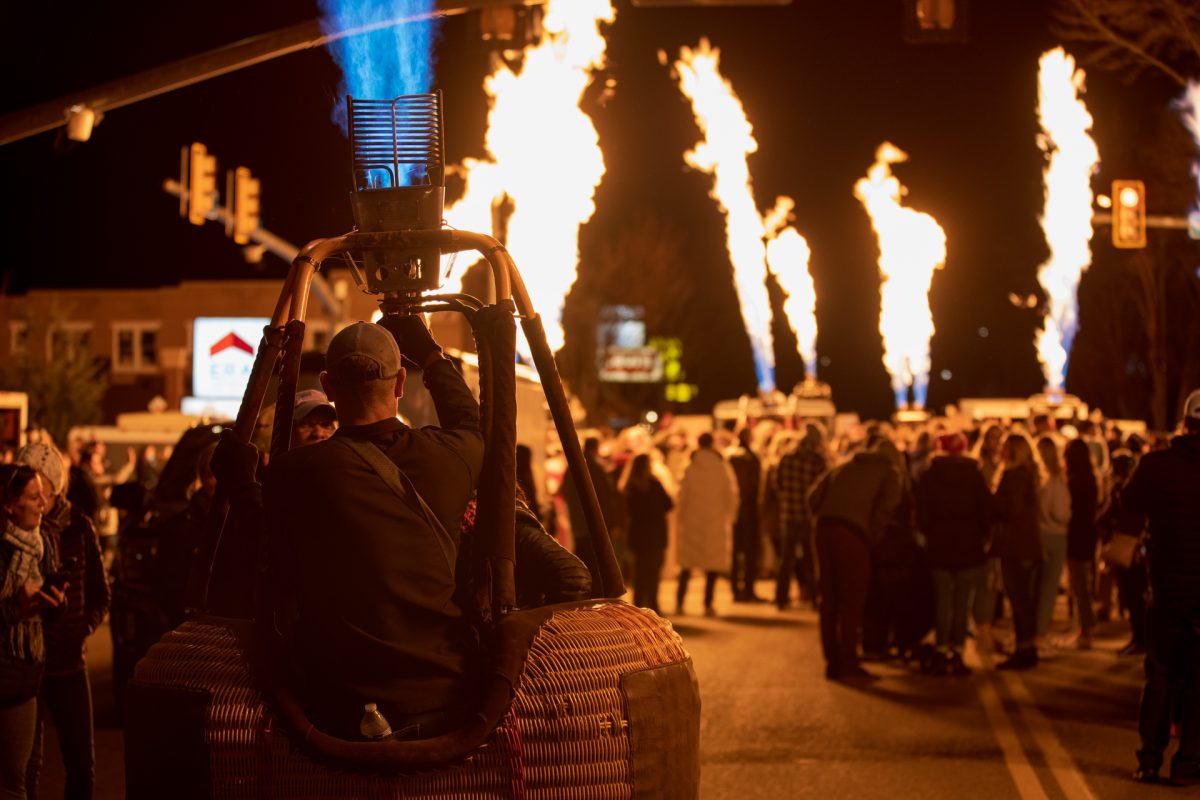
[192,317,268,399]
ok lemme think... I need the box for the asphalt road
[37,580,1177,799]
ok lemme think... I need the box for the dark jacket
[40,498,110,673]
[512,503,592,608]
[561,456,621,541]
[1066,472,1099,562]
[728,448,761,528]
[808,451,901,544]
[624,477,674,554]
[991,464,1042,562]
[915,454,993,571]
[1122,432,1200,587]
[262,358,484,738]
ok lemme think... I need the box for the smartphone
[42,558,77,593]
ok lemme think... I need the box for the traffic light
[231,167,260,245]
[187,142,217,225]
[1112,179,1146,249]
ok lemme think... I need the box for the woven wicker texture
[131,601,691,799]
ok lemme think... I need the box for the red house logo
[209,332,255,357]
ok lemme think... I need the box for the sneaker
[1132,766,1160,784]
[948,652,972,676]
[703,606,717,618]
[1076,634,1092,651]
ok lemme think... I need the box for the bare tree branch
[1051,0,1197,86]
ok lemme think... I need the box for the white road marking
[975,662,1050,800]
[999,671,1098,800]
[970,647,1098,800]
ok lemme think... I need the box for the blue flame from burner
[319,0,440,135]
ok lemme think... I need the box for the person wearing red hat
[916,432,992,675]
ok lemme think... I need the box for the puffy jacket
[1123,432,1200,586]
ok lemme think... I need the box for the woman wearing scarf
[0,464,63,799]
[18,442,110,800]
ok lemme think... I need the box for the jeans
[775,519,813,607]
[0,697,36,800]
[1137,583,1200,775]
[1067,558,1096,632]
[1002,558,1040,650]
[26,666,95,800]
[816,520,872,673]
[932,567,981,650]
[972,557,1002,625]
[1035,534,1067,636]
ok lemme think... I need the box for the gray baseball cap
[326,322,401,379]
[293,389,336,422]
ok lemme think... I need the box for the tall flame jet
[1035,47,1099,391]
[669,39,816,393]
[764,198,818,378]
[444,0,615,353]
[1171,80,1200,221]
[854,143,947,410]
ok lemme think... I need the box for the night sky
[0,1,1184,421]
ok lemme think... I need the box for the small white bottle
[360,703,393,740]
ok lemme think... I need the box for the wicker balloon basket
[125,600,700,799]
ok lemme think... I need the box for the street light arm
[0,1,544,147]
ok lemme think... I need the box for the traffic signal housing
[231,167,260,245]
[1112,179,1146,249]
[187,142,217,225]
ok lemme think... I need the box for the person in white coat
[674,433,739,616]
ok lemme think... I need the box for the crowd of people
[545,392,1199,785]
[1,344,1197,791]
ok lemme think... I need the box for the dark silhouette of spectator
[621,453,673,614]
[560,437,621,595]
[1124,389,1200,786]
[1096,450,1147,656]
[808,439,901,680]
[774,423,828,609]
[728,429,764,602]
[993,433,1044,671]
[1064,437,1101,649]
[916,432,992,675]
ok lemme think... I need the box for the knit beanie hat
[16,442,66,497]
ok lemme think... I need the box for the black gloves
[210,430,260,495]
[380,314,442,368]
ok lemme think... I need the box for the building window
[111,322,161,372]
[46,322,93,360]
[8,322,28,356]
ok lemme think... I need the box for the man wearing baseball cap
[1125,389,1200,786]
[262,315,483,742]
[289,389,337,449]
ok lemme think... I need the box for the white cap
[1185,389,1200,423]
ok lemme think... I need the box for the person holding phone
[0,463,64,800]
[17,442,110,799]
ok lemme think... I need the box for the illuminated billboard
[191,317,269,399]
